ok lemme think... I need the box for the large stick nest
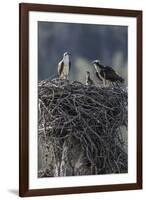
[38,78,128,177]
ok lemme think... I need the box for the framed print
[19,3,142,197]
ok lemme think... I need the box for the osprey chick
[58,52,71,79]
[92,60,124,86]
[86,71,94,86]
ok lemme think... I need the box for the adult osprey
[58,52,71,79]
[86,71,94,86]
[92,60,124,86]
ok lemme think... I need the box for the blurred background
[38,21,128,85]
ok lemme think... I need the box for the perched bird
[92,60,124,86]
[86,71,94,86]
[58,52,71,79]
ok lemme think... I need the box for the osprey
[58,52,71,79]
[86,71,94,86]
[92,60,124,86]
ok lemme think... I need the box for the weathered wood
[38,79,128,177]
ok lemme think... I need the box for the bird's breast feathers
[63,64,69,75]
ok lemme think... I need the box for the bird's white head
[63,52,70,63]
[63,52,70,57]
[92,60,101,71]
[92,59,100,65]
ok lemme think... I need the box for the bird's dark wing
[58,60,64,76]
[100,70,105,79]
[69,61,71,71]
[101,66,124,83]
[95,71,102,81]
[105,66,115,72]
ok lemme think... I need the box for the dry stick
[38,79,128,176]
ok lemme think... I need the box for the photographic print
[38,22,128,178]
[19,3,142,197]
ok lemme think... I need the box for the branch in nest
[38,78,128,177]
